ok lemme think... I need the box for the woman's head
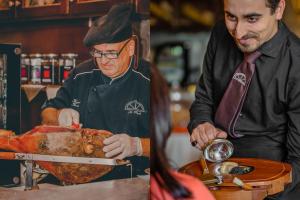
[150,65,191,199]
[150,65,171,155]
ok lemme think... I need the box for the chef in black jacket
[188,0,300,199]
[41,3,150,180]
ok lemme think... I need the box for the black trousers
[229,135,300,200]
[280,183,300,200]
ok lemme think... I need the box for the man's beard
[234,33,260,53]
[236,42,259,53]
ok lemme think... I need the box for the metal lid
[45,53,58,58]
[29,53,43,58]
[61,53,78,58]
[204,139,234,162]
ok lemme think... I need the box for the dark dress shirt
[188,20,300,198]
[43,58,150,181]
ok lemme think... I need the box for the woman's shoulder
[150,171,215,200]
[171,171,215,200]
[171,170,204,186]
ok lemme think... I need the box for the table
[0,177,149,200]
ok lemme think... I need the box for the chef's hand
[57,108,80,127]
[190,122,227,149]
[103,134,142,159]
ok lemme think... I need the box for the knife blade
[0,152,129,166]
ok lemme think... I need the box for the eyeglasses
[90,39,131,59]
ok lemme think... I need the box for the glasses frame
[90,39,132,59]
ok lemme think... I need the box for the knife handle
[200,156,210,175]
[0,152,16,160]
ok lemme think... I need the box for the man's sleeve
[187,24,218,134]
[285,54,300,192]
[41,68,77,110]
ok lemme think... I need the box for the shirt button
[239,113,244,118]
[92,87,96,92]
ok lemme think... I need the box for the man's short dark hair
[222,0,280,15]
[266,0,281,14]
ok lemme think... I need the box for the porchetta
[0,126,115,184]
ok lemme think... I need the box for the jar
[0,54,6,79]
[0,55,6,99]
[59,53,78,83]
[41,53,59,85]
[29,54,42,84]
[21,54,30,84]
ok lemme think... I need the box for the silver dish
[204,139,234,162]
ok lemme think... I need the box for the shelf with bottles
[0,0,13,20]
[21,52,78,86]
[0,0,67,19]
[23,0,61,7]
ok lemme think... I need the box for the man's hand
[57,108,80,127]
[190,122,227,149]
[41,107,59,125]
[103,134,142,159]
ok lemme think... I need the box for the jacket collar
[95,57,134,85]
[258,21,288,58]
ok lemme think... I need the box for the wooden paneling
[0,19,91,62]
[69,0,111,16]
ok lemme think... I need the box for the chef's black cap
[83,3,135,47]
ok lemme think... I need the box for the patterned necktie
[214,51,262,138]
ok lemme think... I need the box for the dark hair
[221,0,280,14]
[266,0,281,14]
[150,65,191,199]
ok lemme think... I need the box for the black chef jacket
[188,20,300,198]
[43,58,150,181]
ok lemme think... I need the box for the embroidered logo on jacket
[233,72,246,86]
[71,99,81,108]
[125,100,145,115]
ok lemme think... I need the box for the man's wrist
[188,119,213,134]
[135,137,143,156]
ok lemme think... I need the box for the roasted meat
[0,126,114,184]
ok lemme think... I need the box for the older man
[189,0,300,199]
[41,3,149,180]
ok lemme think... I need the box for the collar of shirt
[95,57,134,85]
[100,66,132,85]
[258,21,288,58]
